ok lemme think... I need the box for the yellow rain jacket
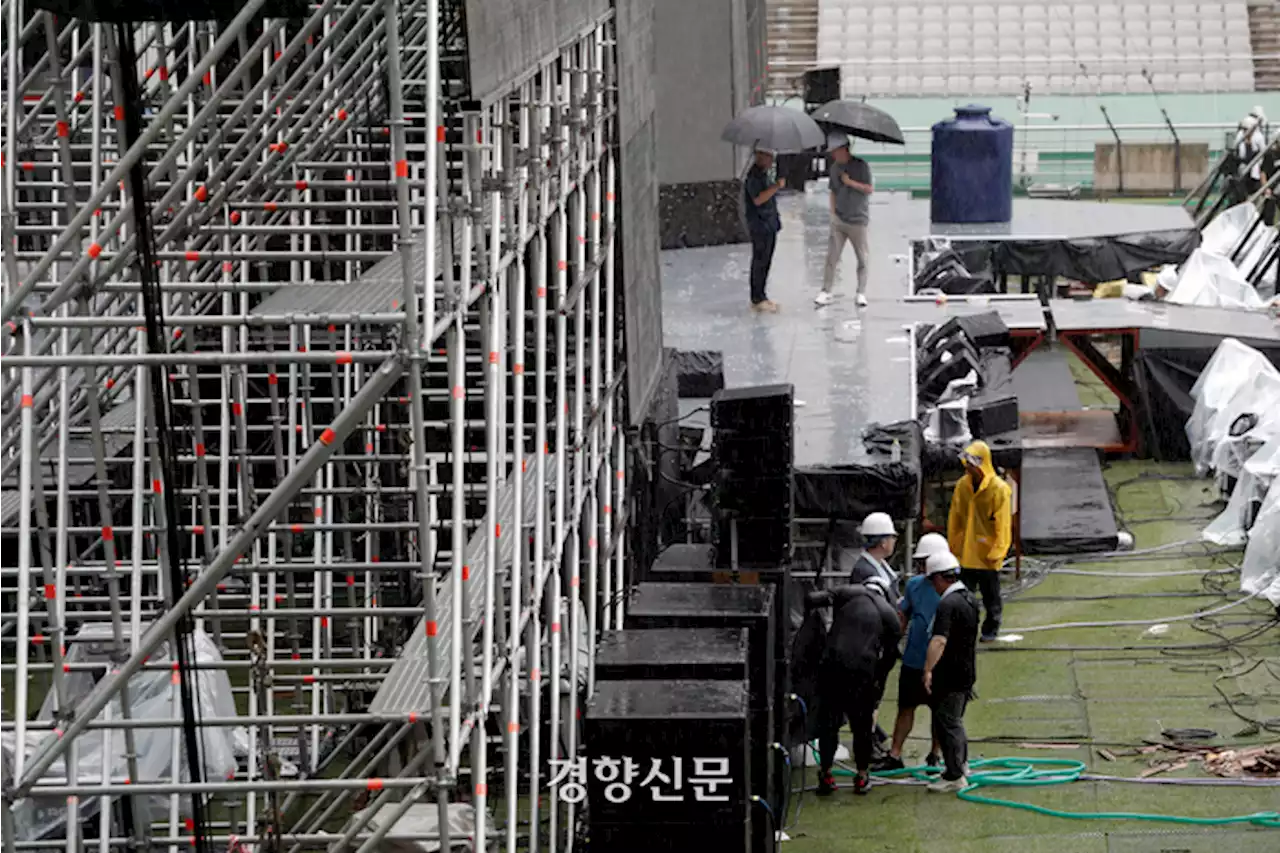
[947,440,1013,571]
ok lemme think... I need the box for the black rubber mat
[1020,448,1119,554]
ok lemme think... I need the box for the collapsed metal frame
[3,3,627,852]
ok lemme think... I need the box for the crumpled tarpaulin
[1186,339,1280,477]
[8,625,243,841]
[1204,433,1280,547]
[989,227,1200,285]
[1166,248,1267,311]
[1199,202,1278,300]
[1240,478,1280,607]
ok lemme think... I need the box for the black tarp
[985,228,1200,285]
[666,347,725,398]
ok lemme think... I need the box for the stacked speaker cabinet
[711,384,795,570]
[585,680,752,853]
[625,583,778,853]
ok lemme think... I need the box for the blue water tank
[930,105,1014,224]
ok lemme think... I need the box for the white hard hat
[863,575,892,596]
[860,512,896,538]
[913,532,950,560]
[1242,115,1258,131]
[925,551,961,577]
[1251,105,1266,121]
[826,129,850,151]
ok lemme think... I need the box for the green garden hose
[814,752,1280,829]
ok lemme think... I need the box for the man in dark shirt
[806,575,901,796]
[922,552,980,792]
[743,148,785,313]
[1260,135,1278,226]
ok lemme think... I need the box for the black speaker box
[626,584,776,711]
[713,515,793,569]
[956,310,1012,350]
[33,0,307,21]
[585,680,752,853]
[803,66,841,105]
[625,583,779,845]
[595,628,749,683]
[712,384,795,569]
[967,393,1019,439]
[919,344,983,403]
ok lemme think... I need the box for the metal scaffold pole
[3,4,628,853]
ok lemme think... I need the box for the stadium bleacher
[817,0,1258,97]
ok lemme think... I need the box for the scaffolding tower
[2,2,628,852]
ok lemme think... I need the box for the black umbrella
[810,100,904,146]
[721,105,826,154]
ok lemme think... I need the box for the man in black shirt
[806,575,901,796]
[743,148,785,313]
[1260,136,1278,226]
[922,551,980,792]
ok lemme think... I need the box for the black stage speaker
[585,680,752,853]
[595,628,749,684]
[967,393,1019,438]
[711,384,795,569]
[32,0,307,21]
[626,584,778,851]
[803,66,841,106]
[918,341,983,404]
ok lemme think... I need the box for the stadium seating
[815,0,1258,97]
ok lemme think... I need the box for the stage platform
[661,190,1275,528]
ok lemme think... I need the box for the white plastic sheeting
[1186,339,1280,478]
[333,803,484,853]
[10,626,243,840]
[1240,479,1280,607]
[1203,433,1280,546]
[1198,201,1278,300]
[1165,249,1267,311]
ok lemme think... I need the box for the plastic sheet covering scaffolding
[1165,249,1268,311]
[1204,433,1280,547]
[5,627,242,841]
[1197,201,1278,300]
[1240,480,1280,607]
[1186,339,1280,478]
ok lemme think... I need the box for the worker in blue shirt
[876,533,950,770]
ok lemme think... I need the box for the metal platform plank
[369,454,559,714]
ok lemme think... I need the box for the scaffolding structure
[2,2,628,852]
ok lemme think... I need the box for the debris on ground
[1202,744,1280,778]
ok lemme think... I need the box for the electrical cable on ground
[828,758,1280,828]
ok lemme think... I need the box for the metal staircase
[1249,0,1280,90]
[766,0,818,99]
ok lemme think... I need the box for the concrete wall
[655,0,741,185]
[617,0,665,423]
[1093,142,1212,194]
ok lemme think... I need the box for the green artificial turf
[782,461,1280,853]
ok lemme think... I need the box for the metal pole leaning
[13,354,406,796]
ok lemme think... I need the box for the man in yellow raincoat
[947,440,1012,642]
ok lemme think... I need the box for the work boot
[927,775,968,793]
[751,299,780,314]
[816,770,837,797]
[872,754,904,771]
[852,772,871,795]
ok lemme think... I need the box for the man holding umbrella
[743,148,785,313]
[815,130,874,308]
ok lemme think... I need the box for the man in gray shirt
[816,131,874,307]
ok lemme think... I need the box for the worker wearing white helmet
[1237,114,1265,195]
[848,511,901,597]
[876,539,954,771]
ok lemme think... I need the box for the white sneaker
[856,293,868,307]
[814,291,833,306]
[927,775,968,793]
